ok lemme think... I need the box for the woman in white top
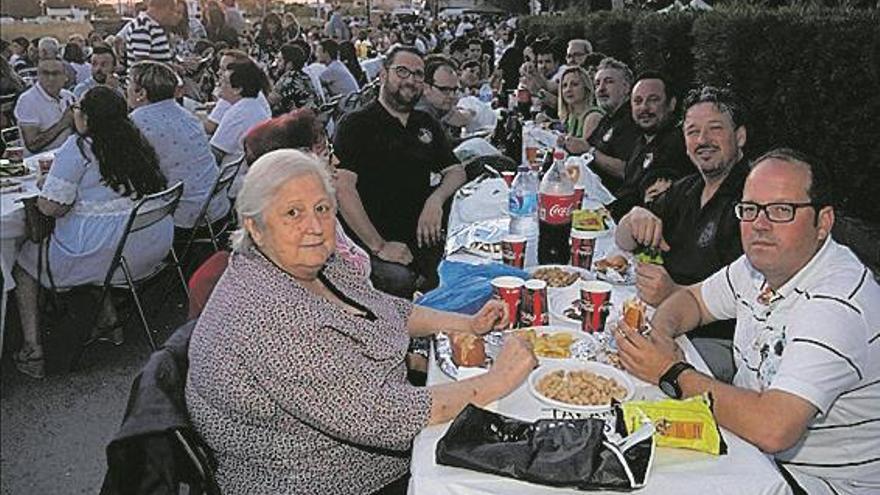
[13,87,173,379]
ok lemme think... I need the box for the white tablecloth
[410,178,790,495]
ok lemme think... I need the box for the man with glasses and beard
[615,86,751,382]
[334,46,466,298]
[73,43,122,98]
[615,148,880,495]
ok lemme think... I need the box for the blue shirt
[131,99,229,228]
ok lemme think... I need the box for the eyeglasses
[430,83,459,96]
[390,65,425,81]
[734,201,818,223]
[566,52,587,60]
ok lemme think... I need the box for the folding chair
[75,182,189,362]
[177,157,243,261]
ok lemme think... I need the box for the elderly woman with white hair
[185,150,536,495]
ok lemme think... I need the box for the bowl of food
[528,265,591,289]
[528,361,634,412]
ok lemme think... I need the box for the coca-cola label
[539,194,578,225]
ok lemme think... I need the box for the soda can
[570,229,600,270]
[501,233,527,269]
[491,276,525,330]
[519,279,548,327]
[579,280,612,333]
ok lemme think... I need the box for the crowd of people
[1,2,878,495]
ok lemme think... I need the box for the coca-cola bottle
[538,148,577,265]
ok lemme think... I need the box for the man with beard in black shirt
[608,72,691,220]
[615,86,749,382]
[335,46,466,298]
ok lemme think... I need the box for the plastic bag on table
[416,260,528,315]
[436,404,655,491]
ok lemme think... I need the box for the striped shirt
[702,238,880,494]
[123,12,174,68]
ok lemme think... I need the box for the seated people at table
[520,40,560,115]
[73,43,122,99]
[608,72,691,221]
[615,86,749,382]
[128,61,229,230]
[564,57,640,193]
[14,58,76,157]
[334,46,466,298]
[204,49,270,135]
[209,59,271,167]
[565,38,592,69]
[185,150,536,494]
[458,59,483,97]
[243,108,371,279]
[12,87,172,379]
[555,65,603,147]
[616,149,880,495]
[415,56,471,139]
[316,39,359,99]
[267,43,319,116]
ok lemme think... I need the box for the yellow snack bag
[572,209,609,232]
[622,394,727,455]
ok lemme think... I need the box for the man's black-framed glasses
[430,83,459,96]
[390,65,425,81]
[734,201,818,223]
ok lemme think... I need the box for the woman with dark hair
[169,0,207,57]
[267,43,318,115]
[254,12,286,66]
[12,87,173,378]
[63,42,90,84]
[338,40,367,88]
[203,1,239,47]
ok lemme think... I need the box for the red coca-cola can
[570,229,600,270]
[519,279,548,327]
[491,276,525,330]
[501,233,527,269]
[579,280,612,333]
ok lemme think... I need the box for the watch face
[660,380,677,398]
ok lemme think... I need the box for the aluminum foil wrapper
[444,218,509,260]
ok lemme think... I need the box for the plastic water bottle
[479,83,493,104]
[509,164,540,266]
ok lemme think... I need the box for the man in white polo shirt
[13,58,75,157]
[616,148,880,494]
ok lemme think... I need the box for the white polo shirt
[13,82,76,157]
[209,96,270,159]
[701,238,880,494]
[207,92,270,125]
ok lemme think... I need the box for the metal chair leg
[170,247,190,299]
[120,257,157,351]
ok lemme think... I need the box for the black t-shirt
[334,100,458,246]
[649,160,750,339]
[588,102,640,193]
[608,122,692,221]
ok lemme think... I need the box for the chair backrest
[101,182,184,288]
[190,156,242,232]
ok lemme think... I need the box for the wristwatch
[659,362,695,399]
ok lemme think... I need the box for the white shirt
[210,96,270,158]
[13,82,76,157]
[207,92,270,125]
[303,62,328,103]
[701,238,880,494]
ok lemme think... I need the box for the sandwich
[450,334,486,367]
[623,298,647,332]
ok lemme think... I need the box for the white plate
[508,326,586,361]
[526,264,593,289]
[528,361,635,413]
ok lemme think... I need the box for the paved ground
[0,278,188,495]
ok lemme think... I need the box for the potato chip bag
[622,394,727,455]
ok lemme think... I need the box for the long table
[407,176,790,495]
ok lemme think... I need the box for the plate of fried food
[529,361,634,412]
[510,326,583,360]
[528,265,591,289]
[593,254,635,285]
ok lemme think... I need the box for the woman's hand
[468,299,508,335]
[489,335,537,392]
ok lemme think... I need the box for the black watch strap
[659,362,695,399]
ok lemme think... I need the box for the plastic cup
[570,229,601,270]
[491,276,525,330]
[579,280,612,333]
[501,171,516,187]
[4,147,24,162]
[37,154,54,175]
[501,234,527,269]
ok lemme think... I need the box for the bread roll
[450,334,486,367]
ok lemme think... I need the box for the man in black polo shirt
[615,86,749,382]
[335,46,466,298]
[608,72,691,221]
[564,57,640,193]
